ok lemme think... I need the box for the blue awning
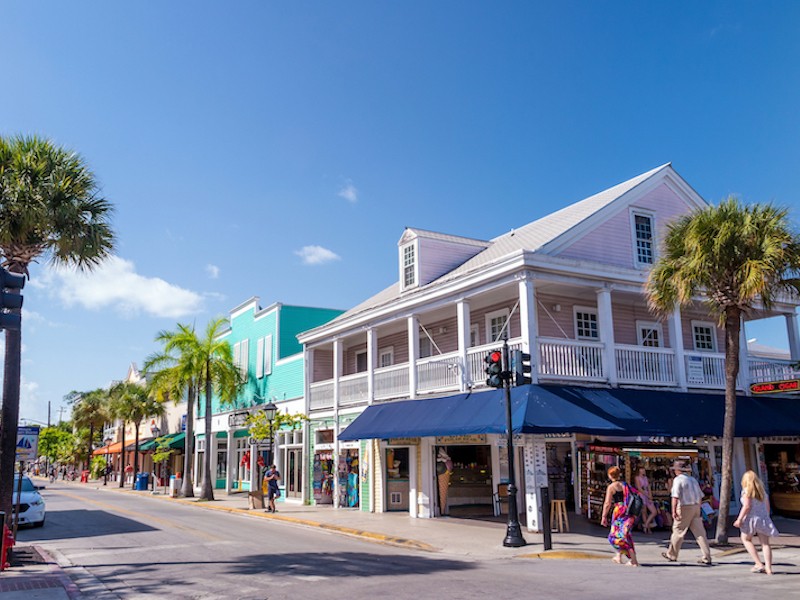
[337,384,800,441]
[338,385,622,441]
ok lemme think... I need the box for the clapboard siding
[417,237,485,286]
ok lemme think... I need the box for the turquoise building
[194,297,343,494]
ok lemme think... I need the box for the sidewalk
[4,476,800,598]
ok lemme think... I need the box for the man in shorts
[264,464,281,513]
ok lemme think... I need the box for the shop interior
[338,449,360,508]
[764,441,800,517]
[437,444,493,517]
[385,447,410,511]
[312,451,334,505]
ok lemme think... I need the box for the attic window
[402,244,416,288]
[632,212,654,266]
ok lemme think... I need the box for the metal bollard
[541,486,552,551]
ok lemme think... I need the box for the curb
[517,550,609,560]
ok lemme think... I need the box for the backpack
[625,483,644,518]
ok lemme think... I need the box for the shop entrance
[338,449,360,508]
[312,451,334,505]
[385,447,410,511]
[763,440,800,517]
[436,445,492,517]
[284,448,302,499]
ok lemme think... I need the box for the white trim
[379,346,394,368]
[573,305,599,340]
[635,320,663,347]
[400,241,419,291]
[691,320,717,352]
[485,308,510,344]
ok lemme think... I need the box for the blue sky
[2,2,799,425]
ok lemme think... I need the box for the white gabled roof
[399,227,489,248]
[314,163,691,331]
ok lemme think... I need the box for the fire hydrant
[1,523,14,570]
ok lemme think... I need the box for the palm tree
[0,135,115,523]
[69,389,111,471]
[145,323,202,498]
[110,381,165,489]
[646,197,800,544]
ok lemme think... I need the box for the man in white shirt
[662,460,712,565]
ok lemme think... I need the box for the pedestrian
[634,466,658,533]
[733,470,779,575]
[662,460,713,565]
[601,466,640,567]
[264,464,281,513]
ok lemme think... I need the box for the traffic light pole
[501,339,526,547]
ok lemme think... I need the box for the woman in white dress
[733,470,780,575]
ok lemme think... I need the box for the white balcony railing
[309,381,334,411]
[749,358,800,384]
[374,364,409,401]
[466,340,523,388]
[339,372,368,406]
[416,351,462,394]
[684,352,726,389]
[538,338,605,382]
[616,344,676,385]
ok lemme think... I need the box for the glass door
[285,448,302,499]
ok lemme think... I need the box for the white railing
[538,338,605,381]
[374,364,409,401]
[749,358,800,384]
[339,372,368,406]
[309,381,334,411]
[416,351,462,394]
[616,344,676,385]
[465,339,523,388]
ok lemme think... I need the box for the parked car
[12,475,45,527]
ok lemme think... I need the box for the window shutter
[263,335,273,376]
[256,338,264,379]
[241,339,249,382]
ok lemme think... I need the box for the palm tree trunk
[0,327,23,527]
[714,308,741,544]
[118,423,126,488]
[180,385,196,498]
[88,424,95,473]
[132,423,140,489]
[201,364,215,501]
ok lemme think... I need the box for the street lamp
[103,437,112,486]
[262,401,278,467]
[501,338,526,547]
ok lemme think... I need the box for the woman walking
[634,466,658,533]
[601,466,639,567]
[733,470,779,575]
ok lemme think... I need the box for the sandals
[661,552,676,562]
[751,565,766,573]
[697,557,712,566]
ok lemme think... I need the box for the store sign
[16,426,40,461]
[436,435,486,445]
[228,411,250,427]
[750,379,800,394]
[686,355,705,384]
[388,438,420,446]
[495,434,524,448]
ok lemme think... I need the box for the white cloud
[294,245,341,266]
[43,256,204,319]
[206,264,220,279]
[338,180,358,203]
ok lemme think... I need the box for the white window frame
[485,308,510,344]
[262,334,273,376]
[691,321,717,352]
[400,242,418,290]
[573,306,599,340]
[379,347,394,368]
[470,324,480,347]
[233,340,249,383]
[636,321,663,347]
[355,350,368,373]
[630,209,656,268]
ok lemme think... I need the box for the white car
[12,475,45,527]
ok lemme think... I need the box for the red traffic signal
[484,350,504,388]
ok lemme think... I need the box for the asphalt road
[16,483,800,599]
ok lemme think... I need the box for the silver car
[12,475,46,527]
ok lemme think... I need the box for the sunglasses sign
[750,379,800,394]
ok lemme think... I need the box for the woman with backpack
[600,466,640,567]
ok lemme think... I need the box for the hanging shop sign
[16,426,40,461]
[495,434,525,448]
[387,438,420,446]
[436,434,487,445]
[750,379,800,394]
[686,355,706,385]
[228,411,250,427]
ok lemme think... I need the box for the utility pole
[58,405,65,425]
[48,401,51,427]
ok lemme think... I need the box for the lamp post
[150,424,161,489]
[501,338,527,547]
[103,437,112,486]
[262,401,278,468]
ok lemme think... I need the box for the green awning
[140,432,185,452]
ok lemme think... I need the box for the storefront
[313,450,335,505]
[338,445,360,508]
[435,436,494,517]
[385,446,411,512]
[758,436,800,517]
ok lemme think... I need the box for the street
[11,482,800,599]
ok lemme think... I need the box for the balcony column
[596,287,617,386]
[667,305,687,390]
[333,339,342,507]
[518,273,539,384]
[304,347,314,414]
[225,429,234,494]
[408,315,419,399]
[739,319,751,393]
[367,328,377,404]
[786,313,800,361]
[456,299,471,391]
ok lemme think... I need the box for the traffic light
[512,349,532,386]
[0,266,25,330]
[484,350,504,388]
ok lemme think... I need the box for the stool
[550,499,569,532]
[248,490,265,510]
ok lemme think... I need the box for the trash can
[135,473,149,491]
[169,476,182,498]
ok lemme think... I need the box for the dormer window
[402,243,416,289]
[631,210,655,266]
